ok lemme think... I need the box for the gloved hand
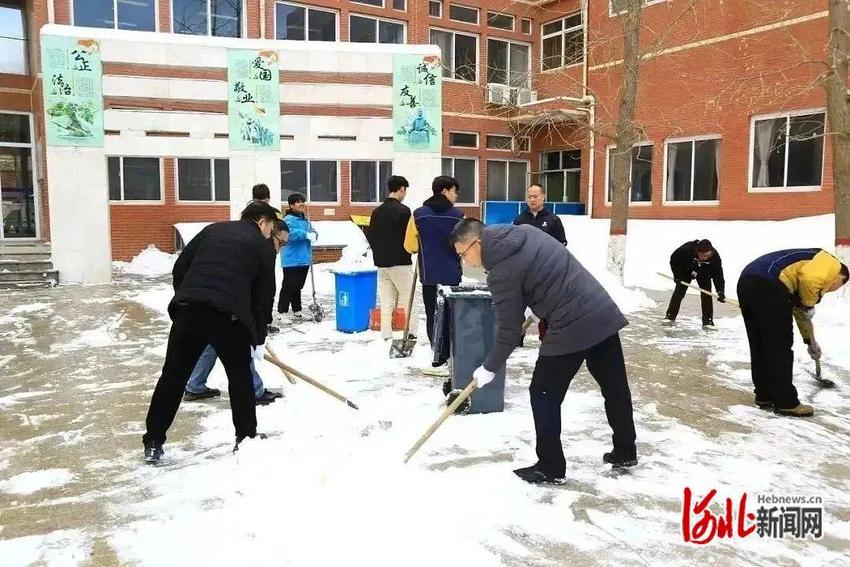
[717,292,726,303]
[306,232,317,243]
[251,345,265,361]
[524,307,539,323]
[473,366,496,388]
[690,270,698,279]
[807,341,822,361]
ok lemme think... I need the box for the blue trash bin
[333,269,378,333]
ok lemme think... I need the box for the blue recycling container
[333,269,378,333]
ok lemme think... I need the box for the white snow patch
[9,303,52,315]
[113,245,176,277]
[0,469,74,495]
[0,530,89,567]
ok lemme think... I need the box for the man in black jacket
[367,175,419,340]
[142,201,279,463]
[513,184,567,246]
[665,239,725,328]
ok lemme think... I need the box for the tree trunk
[607,0,643,281]
[826,0,850,297]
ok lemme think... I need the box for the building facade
[0,0,834,275]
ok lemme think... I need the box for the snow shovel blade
[309,302,324,322]
[810,360,836,388]
[389,337,415,359]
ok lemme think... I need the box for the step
[0,243,52,255]
[0,280,57,290]
[0,269,59,283]
[0,260,54,272]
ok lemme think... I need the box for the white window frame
[281,159,341,205]
[520,18,531,35]
[487,37,532,88]
[175,157,230,204]
[747,108,826,194]
[108,156,164,204]
[448,131,479,149]
[662,134,721,206]
[351,0,384,8]
[443,156,479,205]
[428,0,442,19]
[541,12,583,73]
[486,159,529,201]
[486,134,513,152]
[536,149,582,204]
[170,0,247,37]
[431,27,480,83]
[273,1,339,42]
[391,0,406,12]
[604,142,653,206]
[350,160,393,205]
[609,0,668,18]
[448,3,479,25]
[348,13,407,44]
[516,136,531,153]
[486,11,514,32]
[71,0,160,31]
[0,111,40,240]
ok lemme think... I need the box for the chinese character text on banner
[227,49,281,151]
[41,36,103,147]
[393,54,442,153]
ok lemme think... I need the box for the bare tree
[826,0,850,277]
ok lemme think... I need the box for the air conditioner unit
[516,88,538,106]
[486,83,510,105]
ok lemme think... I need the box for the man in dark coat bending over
[665,239,725,328]
[449,219,638,484]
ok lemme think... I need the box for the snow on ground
[113,245,177,277]
[0,470,75,496]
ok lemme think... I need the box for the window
[751,112,824,190]
[430,29,478,82]
[449,4,478,25]
[486,135,512,151]
[108,157,161,201]
[520,18,531,34]
[275,2,336,41]
[281,160,338,202]
[393,0,406,10]
[428,1,441,18]
[352,0,383,6]
[350,14,405,44]
[351,161,393,203]
[0,113,36,238]
[517,136,530,152]
[537,150,581,202]
[177,158,230,201]
[449,132,477,148]
[606,145,652,203]
[487,39,530,88]
[173,0,242,37]
[665,138,720,202]
[487,12,513,31]
[541,13,583,71]
[487,160,527,201]
[442,157,476,204]
[73,0,156,31]
[0,3,27,74]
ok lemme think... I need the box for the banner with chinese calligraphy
[227,49,280,151]
[393,54,442,153]
[41,36,104,147]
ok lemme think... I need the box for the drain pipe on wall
[581,0,597,219]
[260,0,266,38]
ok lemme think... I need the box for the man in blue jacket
[278,193,317,321]
[404,176,464,376]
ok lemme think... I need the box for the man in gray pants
[449,219,638,484]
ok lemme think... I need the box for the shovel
[264,345,359,410]
[810,359,835,388]
[657,272,740,307]
[390,259,420,359]
[403,379,477,463]
[305,211,324,323]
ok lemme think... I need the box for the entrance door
[0,112,37,239]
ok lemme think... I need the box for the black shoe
[755,398,773,410]
[264,388,283,400]
[513,464,565,485]
[603,449,638,469]
[143,440,164,464]
[268,324,280,335]
[184,387,221,401]
[702,320,715,329]
[234,432,269,452]
[255,390,277,405]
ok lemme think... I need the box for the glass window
[279,160,337,202]
[351,160,393,203]
[449,4,478,24]
[449,132,477,148]
[178,158,228,201]
[276,3,335,41]
[0,4,27,74]
[517,137,530,153]
[310,161,338,202]
[665,138,720,202]
[214,159,230,201]
[432,29,479,82]
[487,12,513,31]
[308,8,336,41]
[350,14,404,44]
[173,0,242,37]
[489,39,531,87]
[379,20,404,44]
[521,18,531,34]
[1,146,36,238]
[281,160,307,201]
[428,1,441,18]
[392,0,406,10]
[541,13,583,71]
[487,160,527,201]
[108,157,161,201]
[607,145,653,202]
[352,0,383,6]
[74,0,156,31]
[0,113,30,144]
[442,157,476,203]
[540,150,581,203]
[108,157,121,201]
[752,113,824,189]
[486,135,512,151]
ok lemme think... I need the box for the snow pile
[113,245,176,277]
[0,469,74,495]
[312,220,366,248]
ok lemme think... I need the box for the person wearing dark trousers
[142,201,279,464]
[738,248,848,417]
[404,176,464,377]
[278,193,316,321]
[450,219,637,484]
[665,239,725,327]
[512,184,567,245]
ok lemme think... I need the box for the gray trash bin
[438,284,506,414]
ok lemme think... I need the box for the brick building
[0,0,834,278]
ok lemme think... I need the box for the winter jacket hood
[423,193,455,213]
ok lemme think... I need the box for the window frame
[348,12,406,44]
[350,160,393,205]
[273,1,338,42]
[107,156,164,204]
[448,131,479,149]
[486,134,513,152]
[516,136,531,153]
[747,108,826,194]
[662,134,721,206]
[604,142,653,206]
[442,156,479,205]
[486,11,514,32]
[280,159,341,205]
[428,0,442,18]
[0,111,39,239]
[487,37,532,89]
[609,0,668,18]
[536,149,582,204]
[170,0,247,37]
[448,3,479,25]
[541,12,584,73]
[71,0,159,31]
[0,1,28,74]
[486,159,529,202]
[392,0,406,11]
[430,27,480,83]
[351,0,384,8]
[175,157,231,204]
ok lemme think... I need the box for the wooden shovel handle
[265,345,359,410]
[403,379,477,464]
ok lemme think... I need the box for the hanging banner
[393,54,442,153]
[227,49,280,151]
[41,36,104,147]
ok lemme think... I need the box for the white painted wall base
[229,154,284,219]
[393,153,443,210]
[606,232,626,283]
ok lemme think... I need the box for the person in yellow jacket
[737,249,848,417]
